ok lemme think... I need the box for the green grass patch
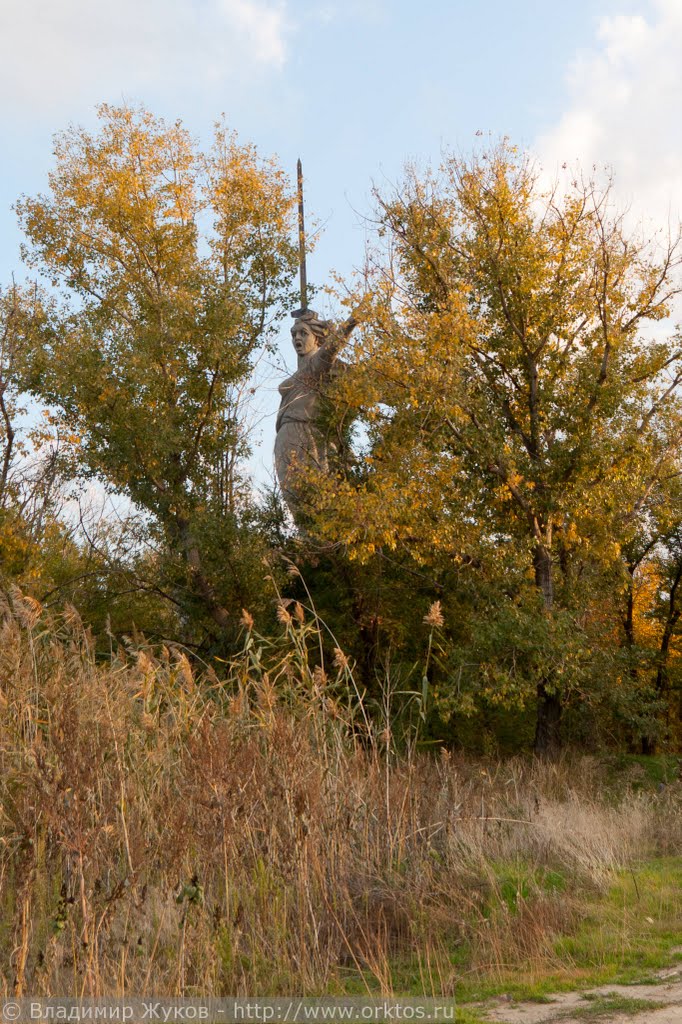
[493,863,567,914]
[351,857,682,1000]
[465,857,681,1001]
[604,754,681,790]
[553,857,682,984]
[453,1011,487,1024]
[571,994,668,1019]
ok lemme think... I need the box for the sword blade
[297,158,308,311]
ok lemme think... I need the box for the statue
[274,310,356,516]
[274,161,356,519]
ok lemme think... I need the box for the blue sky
[1,0,680,485]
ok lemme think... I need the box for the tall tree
[312,143,682,753]
[17,104,298,640]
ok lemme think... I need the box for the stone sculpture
[274,309,356,516]
[274,160,356,518]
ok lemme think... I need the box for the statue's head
[291,310,330,357]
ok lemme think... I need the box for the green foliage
[2,121,681,751]
[309,141,682,751]
[15,104,298,641]
[0,284,83,594]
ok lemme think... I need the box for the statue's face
[291,321,318,357]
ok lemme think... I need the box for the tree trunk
[175,514,232,631]
[534,683,562,756]
[624,569,636,649]
[623,563,645,753]
[533,542,562,756]
[640,735,656,756]
[0,382,15,505]
[654,563,681,697]
[649,561,682,751]
[337,557,381,697]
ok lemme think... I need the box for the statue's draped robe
[274,343,338,511]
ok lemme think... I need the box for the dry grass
[0,590,680,997]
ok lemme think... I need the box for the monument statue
[274,310,356,515]
[274,161,356,517]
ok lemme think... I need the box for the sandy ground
[481,967,682,1024]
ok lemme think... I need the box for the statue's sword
[292,158,308,318]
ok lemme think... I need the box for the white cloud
[538,0,682,234]
[301,0,386,26]
[0,0,289,114]
[226,0,287,63]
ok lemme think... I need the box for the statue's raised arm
[307,312,358,371]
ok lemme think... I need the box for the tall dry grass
[0,589,680,997]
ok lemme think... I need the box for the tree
[312,143,682,753]
[0,283,75,587]
[631,476,682,749]
[17,104,298,642]
[652,526,682,743]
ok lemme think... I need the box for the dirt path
[481,968,682,1024]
